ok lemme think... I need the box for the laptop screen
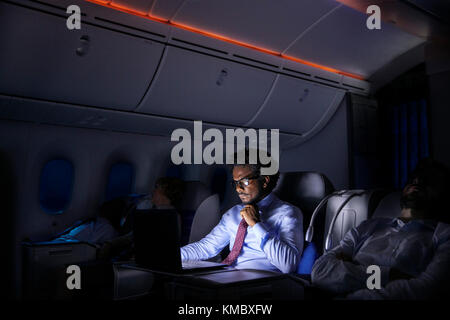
[133,209,182,272]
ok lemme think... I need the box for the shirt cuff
[180,248,187,261]
[252,222,269,248]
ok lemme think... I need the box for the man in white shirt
[181,149,304,273]
[311,158,450,299]
[55,177,184,247]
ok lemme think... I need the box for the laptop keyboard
[182,260,225,269]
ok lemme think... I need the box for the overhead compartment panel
[110,0,155,15]
[171,0,340,53]
[0,2,164,110]
[248,75,345,135]
[284,5,424,79]
[137,46,276,126]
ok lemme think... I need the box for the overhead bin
[170,0,340,54]
[0,2,164,111]
[110,0,154,15]
[284,5,424,79]
[248,75,345,135]
[136,46,277,126]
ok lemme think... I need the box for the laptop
[133,209,228,273]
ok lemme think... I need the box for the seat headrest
[324,189,389,252]
[372,191,402,219]
[179,181,213,211]
[273,172,334,216]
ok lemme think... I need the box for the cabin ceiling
[1,0,448,140]
[107,0,442,80]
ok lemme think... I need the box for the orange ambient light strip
[85,0,364,80]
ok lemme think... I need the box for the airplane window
[39,159,74,214]
[105,162,134,201]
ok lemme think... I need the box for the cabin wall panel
[280,96,350,190]
[427,42,450,168]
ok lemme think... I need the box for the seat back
[188,193,221,243]
[22,241,97,299]
[323,189,387,253]
[297,242,319,275]
[178,181,220,245]
[272,171,334,275]
[273,171,334,229]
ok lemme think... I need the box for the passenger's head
[152,177,184,208]
[98,197,135,231]
[231,148,280,205]
[400,158,450,221]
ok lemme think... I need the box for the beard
[400,186,432,218]
[238,186,265,205]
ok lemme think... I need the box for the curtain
[391,99,429,189]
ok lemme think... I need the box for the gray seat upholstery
[323,189,387,253]
[178,181,221,245]
[188,193,221,243]
[273,171,334,225]
[371,191,402,219]
[273,171,334,253]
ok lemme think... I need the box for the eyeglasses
[231,175,260,189]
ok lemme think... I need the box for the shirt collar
[256,192,276,209]
[392,217,437,230]
[237,192,276,210]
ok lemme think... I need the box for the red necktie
[222,219,249,265]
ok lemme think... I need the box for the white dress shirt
[54,217,119,245]
[311,217,450,299]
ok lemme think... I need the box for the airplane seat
[296,189,396,284]
[22,240,98,300]
[178,181,221,246]
[208,166,230,210]
[322,189,388,253]
[272,171,334,275]
[371,191,402,219]
[273,171,335,230]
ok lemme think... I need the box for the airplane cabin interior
[1,0,450,309]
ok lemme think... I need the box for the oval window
[105,162,134,201]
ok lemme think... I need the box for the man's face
[232,166,266,205]
[401,166,447,218]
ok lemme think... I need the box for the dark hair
[155,177,184,207]
[230,148,280,193]
[98,196,135,231]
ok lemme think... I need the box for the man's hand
[240,204,260,227]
